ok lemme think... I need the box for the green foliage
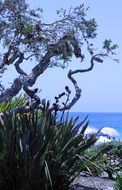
[0,0,118,70]
[85,142,122,179]
[82,148,106,176]
[0,101,98,190]
[84,19,97,38]
[22,25,33,34]
[114,174,122,190]
[103,39,118,54]
[0,95,28,112]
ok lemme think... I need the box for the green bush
[0,100,98,190]
[114,174,122,190]
[85,142,122,179]
[81,147,107,176]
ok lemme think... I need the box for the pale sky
[3,0,122,112]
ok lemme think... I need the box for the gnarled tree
[0,0,118,113]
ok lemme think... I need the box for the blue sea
[60,112,122,141]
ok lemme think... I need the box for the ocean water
[59,112,122,140]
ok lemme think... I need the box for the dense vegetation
[0,97,121,189]
[0,97,98,190]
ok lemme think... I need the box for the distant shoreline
[58,112,122,141]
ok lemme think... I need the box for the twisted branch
[0,78,22,102]
[14,52,27,75]
[0,31,108,113]
[51,54,105,111]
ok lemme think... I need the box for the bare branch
[0,50,107,108]
[0,35,69,102]
[56,69,82,111]
[0,1,118,115]
[50,53,107,111]
[0,78,22,102]
[2,46,18,67]
[14,52,27,75]
[41,16,73,27]
[23,86,40,108]
[30,33,83,84]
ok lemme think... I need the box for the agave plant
[0,100,98,190]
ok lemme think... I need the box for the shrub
[85,142,122,179]
[0,100,98,190]
[114,174,122,190]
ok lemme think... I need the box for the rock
[70,176,116,190]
